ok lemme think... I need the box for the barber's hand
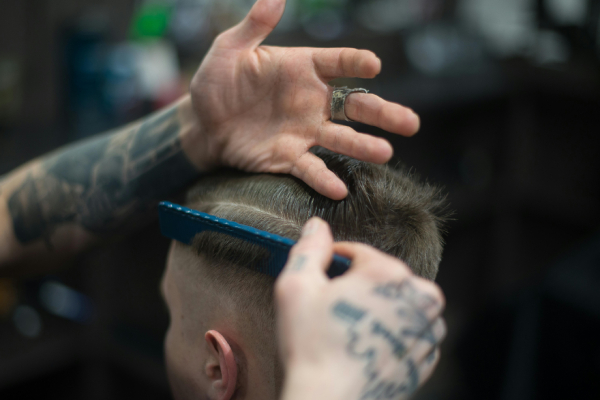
[188,0,420,200]
[275,218,446,400]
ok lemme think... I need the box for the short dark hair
[184,147,447,280]
[177,147,448,384]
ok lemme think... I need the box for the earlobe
[204,330,238,400]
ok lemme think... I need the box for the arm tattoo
[7,106,198,245]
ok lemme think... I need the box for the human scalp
[171,147,448,395]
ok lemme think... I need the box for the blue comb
[158,201,351,278]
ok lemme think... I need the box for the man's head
[160,148,447,400]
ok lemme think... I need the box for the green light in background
[130,3,173,40]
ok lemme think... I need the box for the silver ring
[330,86,369,121]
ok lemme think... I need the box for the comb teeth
[158,201,350,278]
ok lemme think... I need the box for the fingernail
[302,218,320,237]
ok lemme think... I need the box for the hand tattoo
[375,281,440,313]
[331,280,442,400]
[374,281,440,345]
[332,299,419,399]
[6,106,198,245]
[290,255,308,271]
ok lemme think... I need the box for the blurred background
[1,0,599,398]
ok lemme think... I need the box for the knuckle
[350,134,361,157]
[349,98,361,121]
[379,256,412,278]
[376,99,386,122]
[273,137,299,162]
[413,276,445,306]
[438,318,448,341]
[429,348,441,368]
[353,242,375,255]
[353,51,362,76]
[425,287,445,313]
[288,243,320,264]
[332,126,342,149]
[294,154,314,181]
[430,283,446,307]
[288,244,308,260]
[341,48,351,75]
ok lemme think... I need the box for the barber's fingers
[275,218,333,304]
[334,242,445,316]
[416,347,441,387]
[284,217,333,279]
[312,48,381,80]
[407,275,446,319]
[316,123,393,165]
[291,126,392,199]
[218,0,286,49]
[344,93,420,137]
[290,152,348,200]
[408,318,447,364]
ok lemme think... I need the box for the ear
[204,330,238,400]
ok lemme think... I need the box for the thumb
[224,0,286,49]
[280,217,333,281]
[274,218,332,307]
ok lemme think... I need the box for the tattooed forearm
[6,104,199,245]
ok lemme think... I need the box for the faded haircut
[178,147,448,386]
[185,147,448,281]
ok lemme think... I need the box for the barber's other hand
[188,0,420,200]
[275,218,446,400]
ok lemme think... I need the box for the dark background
[1,0,599,399]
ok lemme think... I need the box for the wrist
[281,362,363,400]
[282,364,334,400]
[177,95,217,172]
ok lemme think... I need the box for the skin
[0,0,443,398]
[189,0,420,199]
[159,218,446,400]
[0,98,200,274]
[161,242,281,400]
[0,0,420,274]
[277,218,447,400]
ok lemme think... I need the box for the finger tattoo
[290,255,308,271]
